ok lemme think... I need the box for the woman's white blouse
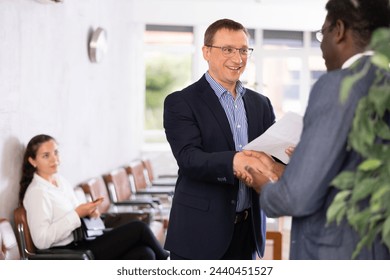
[23,173,82,249]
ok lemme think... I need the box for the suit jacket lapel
[197,76,235,150]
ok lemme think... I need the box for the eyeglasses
[206,45,254,57]
[315,25,332,43]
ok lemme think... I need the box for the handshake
[233,147,294,193]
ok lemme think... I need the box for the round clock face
[89,27,108,63]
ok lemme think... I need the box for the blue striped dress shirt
[205,72,251,212]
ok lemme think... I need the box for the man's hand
[243,165,271,193]
[234,150,286,193]
[243,150,286,179]
[234,150,278,184]
[285,146,295,158]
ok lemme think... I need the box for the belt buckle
[234,209,249,224]
[243,209,249,221]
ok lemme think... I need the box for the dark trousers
[221,209,255,260]
[61,220,168,260]
[170,210,255,260]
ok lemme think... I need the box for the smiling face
[202,28,249,94]
[28,139,60,182]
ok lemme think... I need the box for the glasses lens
[315,31,323,43]
[220,47,253,57]
[246,48,253,56]
[221,47,234,56]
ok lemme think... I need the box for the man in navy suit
[163,19,276,259]
[240,0,390,259]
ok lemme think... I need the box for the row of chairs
[2,157,283,260]
[2,157,177,260]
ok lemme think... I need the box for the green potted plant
[327,28,390,259]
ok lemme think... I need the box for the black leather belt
[234,209,250,224]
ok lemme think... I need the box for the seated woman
[19,134,169,260]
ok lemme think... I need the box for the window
[144,25,193,144]
[262,57,303,116]
[255,30,326,118]
[309,56,326,86]
[263,30,304,49]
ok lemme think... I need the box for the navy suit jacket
[163,75,275,259]
[260,56,390,259]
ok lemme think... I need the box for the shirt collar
[342,50,374,69]
[205,71,246,99]
[33,172,59,188]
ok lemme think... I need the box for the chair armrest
[151,183,176,187]
[113,199,157,208]
[152,199,162,204]
[136,189,174,196]
[33,249,94,260]
[157,174,177,179]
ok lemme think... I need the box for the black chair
[123,162,173,229]
[14,206,94,260]
[101,169,168,243]
[79,176,151,227]
[125,160,174,196]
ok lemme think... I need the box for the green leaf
[370,144,389,159]
[368,213,385,231]
[340,70,366,103]
[348,209,371,234]
[331,171,355,190]
[376,119,390,140]
[327,202,347,225]
[348,99,377,153]
[383,216,390,249]
[352,236,368,259]
[368,85,390,117]
[327,191,350,224]
[371,186,390,202]
[370,187,390,213]
[369,28,390,60]
[358,159,382,171]
[371,53,390,70]
[350,178,376,203]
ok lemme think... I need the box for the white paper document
[243,112,303,164]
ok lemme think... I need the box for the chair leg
[266,231,282,260]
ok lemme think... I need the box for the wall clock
[88,27,108,63]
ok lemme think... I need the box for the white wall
[0,0,145,221]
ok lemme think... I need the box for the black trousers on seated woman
[57,220,169,260]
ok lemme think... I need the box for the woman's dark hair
[19,134,56,204]
[204,18,249,46]
[325,0,390,48]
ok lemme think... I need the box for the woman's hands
[75,197,104,218]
